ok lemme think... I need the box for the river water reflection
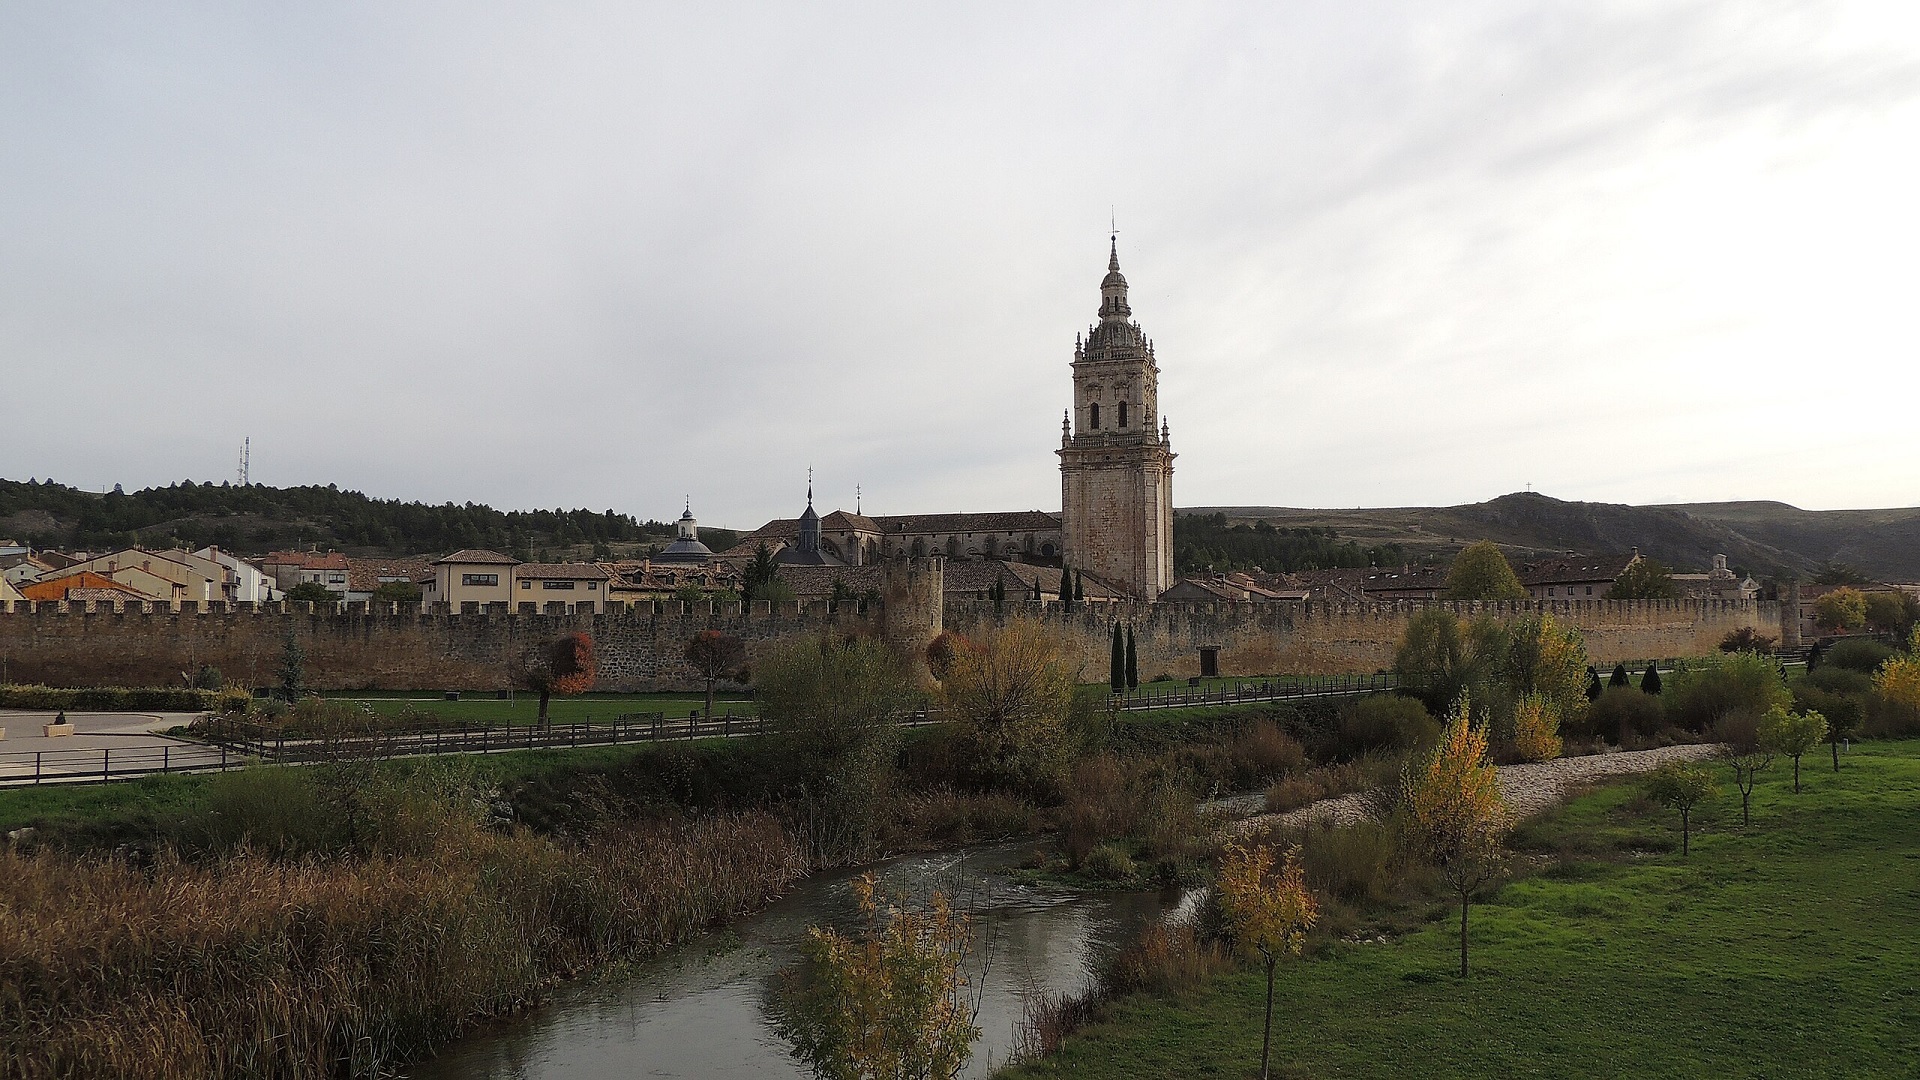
[408,841,1186,1080]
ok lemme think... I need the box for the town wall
[0,596,1782,693]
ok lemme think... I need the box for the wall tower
[1058,239,1176,599]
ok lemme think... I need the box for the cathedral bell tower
[1058,238,1176,599]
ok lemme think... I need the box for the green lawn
[1005,739,1920,1079]
[323,690,753,725]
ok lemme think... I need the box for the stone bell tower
[1058,238,1176,599]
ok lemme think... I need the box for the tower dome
[655,499,715,562]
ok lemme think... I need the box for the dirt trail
[1234,742,1723,833]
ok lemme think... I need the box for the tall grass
[0,810,805,1079]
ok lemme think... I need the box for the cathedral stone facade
[1059,240,1176,599]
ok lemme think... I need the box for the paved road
[0,711,230,784]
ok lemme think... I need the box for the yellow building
[424,550,520,611]
[515,563,611,614]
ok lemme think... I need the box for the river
[407,841,1190,1080]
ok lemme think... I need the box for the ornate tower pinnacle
[1058,238,1175,600]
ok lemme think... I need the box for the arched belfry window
[1090,403,1101,430]
[1118,401,1128,427]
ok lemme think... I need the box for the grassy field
[1004,739,1920,1079]
[321,690,753,725]
[0,741,703,832]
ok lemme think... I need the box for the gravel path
[1235,743,1723,833]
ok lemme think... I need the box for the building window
[462,573,499,587]
[587,581,598,590]
[1119,401,1128,427]
[542,580,576,590]
[1586,586,1594,595]
[521,580,532,590]
[1090,403,1101,430]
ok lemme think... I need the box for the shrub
[1084,842,1138,881]
[1060,755,1136,867]
[1663,653,1791,733]
[0,684,250,712]
[1719,627,1777,653]
[1801,665,1875,696]
[1335,694,1438,757]
[1102,921,1229,996]
[1823,637,1896,674]
[1230,720,1308,785]
[1298,817,1400,904]
[1579,687,1666,744]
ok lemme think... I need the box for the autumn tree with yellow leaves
[1218,842,1318,1080]
[1511,692,1564,762]
[1403,693,1513,978]
[779,873,982,1080]
[1874,629,1920,716]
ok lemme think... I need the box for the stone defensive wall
[0,595,1781,694]
[952,597,1783,680]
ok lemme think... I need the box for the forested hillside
[0,478,712,558]
[1173,513,1406,574]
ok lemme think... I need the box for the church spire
[1099,238,1130,321]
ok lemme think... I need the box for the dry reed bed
[0,812,806,1080]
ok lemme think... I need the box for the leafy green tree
[1814,588,1868,632]
[370,580,422,603]
[1641,664,1662,695]
[742,543,779,603]
[1813,562,1868,585]
[1863,591,1920,636]
[1393,609,1512,715]
[285,581,335,604]
[1218,842,1317,1080]
[1499,614,1589,720]
[1606,557,1680,600]
[757,635,918,863]
[1442,541,1526,601]
[1759,705,1827,794]
[1646,762,1718,855]
[1664,652,1791,733]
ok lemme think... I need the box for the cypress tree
[1058,563,1073,612]
[1641,663,1663,695]
[1125,625,1139,690]
[1585,667,1603,702]
[991,577,1006,616]
[1074,570,1084,602]
[1609,662,1631,688]
[1110,623,1126,692]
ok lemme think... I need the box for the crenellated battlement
[0,593,1782,692]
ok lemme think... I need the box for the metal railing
[0,744,236,785]
[194,708,945,765]
[1113,672,1397,711]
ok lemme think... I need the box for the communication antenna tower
[237,437,251,486]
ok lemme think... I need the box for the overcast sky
[4,2,1918,527]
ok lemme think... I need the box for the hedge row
[0,685,252,712]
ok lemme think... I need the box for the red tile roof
[434,549,520,566]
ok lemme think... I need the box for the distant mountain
[1182,492,1920,581]
[0,478,724,560]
